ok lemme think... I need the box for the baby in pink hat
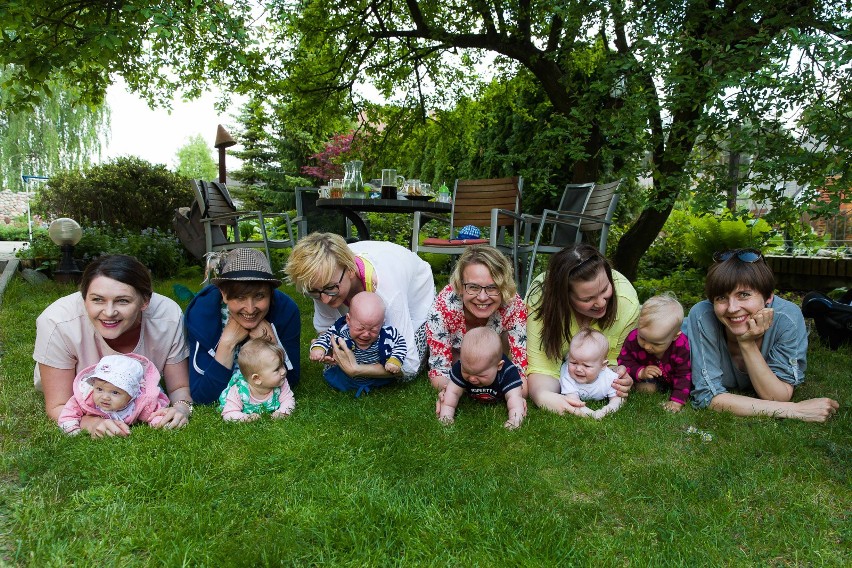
[58,353,170,436]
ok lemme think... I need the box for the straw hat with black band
[204,249,282,287]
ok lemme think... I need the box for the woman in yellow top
[526,244,640,413]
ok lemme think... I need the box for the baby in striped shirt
[310,292,407,395]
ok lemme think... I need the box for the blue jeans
[323,366,394,398]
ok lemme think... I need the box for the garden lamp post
[48,217,83,284]
[214,124,237,183]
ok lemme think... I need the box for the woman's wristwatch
[175,400,194,416]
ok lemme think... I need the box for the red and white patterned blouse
[425,284,528,385]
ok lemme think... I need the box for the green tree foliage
[264,0,852,277]
[0,1,266,111]
[231,98,279,188]
[0,67,108,192]
[174,134,217,181]
[229,95,338,211]
[35,157,192,231]
[5,2,850,277]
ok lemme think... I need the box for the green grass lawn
[0,272,849,566]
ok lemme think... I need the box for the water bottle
[437,181,451,203]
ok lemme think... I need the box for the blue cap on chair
[456,225,481,240]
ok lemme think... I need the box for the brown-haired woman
[684,248,838,421]
[525,244,639,413]
[34,254,192,437]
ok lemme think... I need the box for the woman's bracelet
[174,399,194,417]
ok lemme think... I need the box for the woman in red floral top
[426,245,528,395]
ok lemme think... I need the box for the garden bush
[633,268,705,309]
[635,209,697,279]
[0,218,31,241]
[16,224,191,278]
[33,157,193,231]
[684,215,773,268]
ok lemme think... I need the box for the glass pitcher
[341,162,354,195]
[346,160,364,196]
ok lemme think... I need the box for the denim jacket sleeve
[762,298,807,388]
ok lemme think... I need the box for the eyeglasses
[305,269,346,299]
[463,283,501,297]
[712,248,763,263]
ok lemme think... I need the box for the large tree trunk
[612,197,673,280]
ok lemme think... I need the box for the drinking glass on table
[330,179,344,199]
[403,179,421,197]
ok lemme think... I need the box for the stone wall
[0,190,34,219]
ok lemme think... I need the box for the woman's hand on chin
[248,319,275,341]
[738,307,774,342]
[220,317,250,348]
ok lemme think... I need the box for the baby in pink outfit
[58,353,170,436]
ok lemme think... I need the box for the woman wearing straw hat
[285,233,435,382]
[185,249,301,404]
[34,254,192,437]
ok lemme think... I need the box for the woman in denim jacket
[684,249,838,422]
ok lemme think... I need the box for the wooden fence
[766,255,852,291]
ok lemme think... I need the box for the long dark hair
[80,255,153,301]
[531,244,618,361]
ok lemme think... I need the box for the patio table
[316,196,451,241]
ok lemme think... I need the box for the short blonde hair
[638,293,684,330]
[450,245,517,305]
[284,232,357,293]
[237,338,286,378]
[460,326,503,366]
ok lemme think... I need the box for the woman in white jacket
[285,233,435,381]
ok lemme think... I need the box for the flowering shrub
[300,132,355,181]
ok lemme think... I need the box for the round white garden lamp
[48,217,83,284]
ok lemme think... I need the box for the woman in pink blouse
[426,245,528,395]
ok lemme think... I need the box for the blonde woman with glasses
[285,233,435,382]
[684,248,839,421]
[525,244,639,414]
[425,245,528,395]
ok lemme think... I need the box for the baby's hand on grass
[663,400,684,413]
[438,414,454,425]
[504,412,523,430]
[243,414,261,422]
[384,362,401,374]
[271,411,290,419]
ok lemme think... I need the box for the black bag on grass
[801,290,852,350]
